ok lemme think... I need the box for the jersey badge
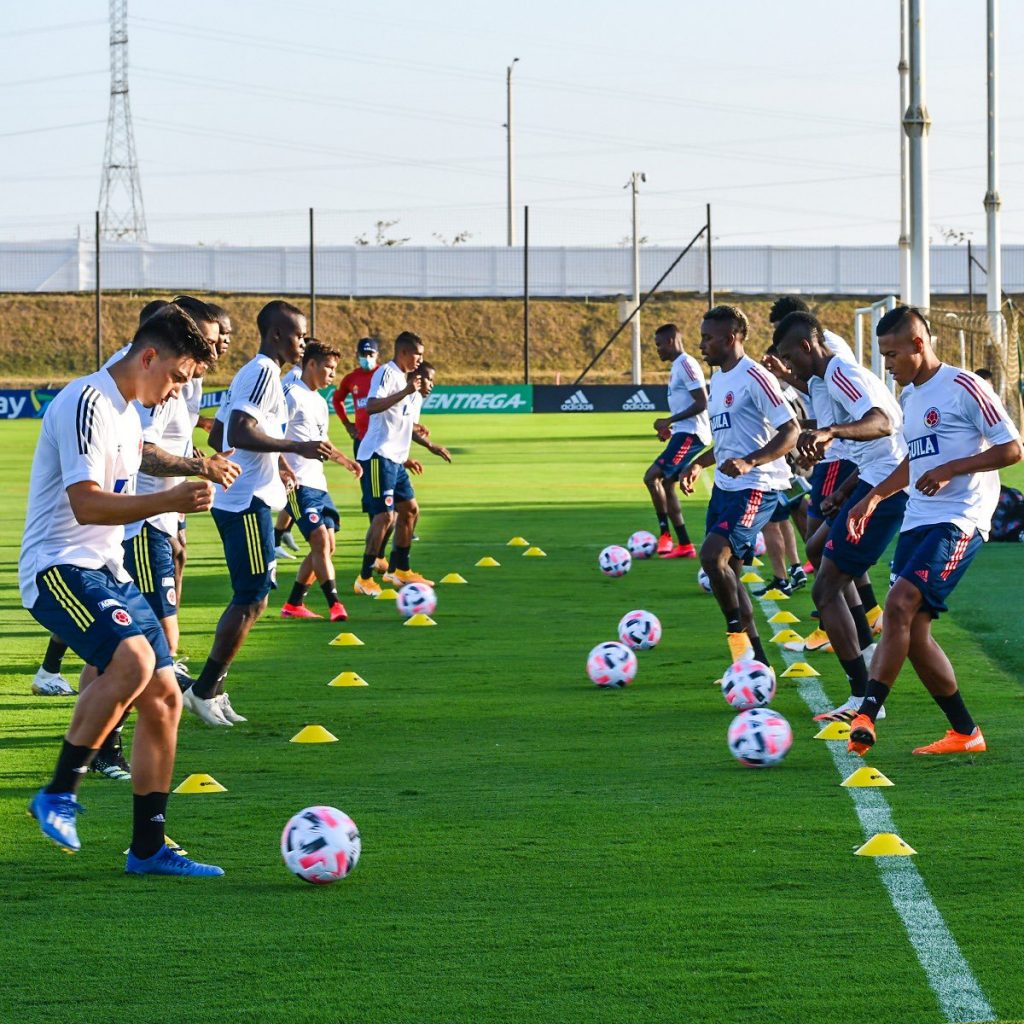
[924,408,940,428]
[724,391,735,408]
[112,609,132,627]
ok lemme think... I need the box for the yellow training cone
[814,721,851,740]
[841,767,894,788]
[329,632,364,646]
[475,556,500,567]
[523,547,546,557]
[173,773,226,794]
[751,557,764,567]
[328,671,368,687]
[740,572,763,583]
[763,588,790,600]
[768,611,800,625]
[375,588,398,600]
[507,536,529,547]
[770,629,804,644]
[404,614,436,627]
[290,724,338,744]
[439,573,468,584]
[781,661,819,678]
[854,833,916,857]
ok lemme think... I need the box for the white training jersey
[707,355,796,493]
[807,329,858,463]
[667,352,712,443]
[213,354,288,513]
[19,369,142,609]
[181,377,203,430]
[282,365,302,389]
[900,364,1019,538]
[283,379,330,491]
[357,361,420,464]
[821,357,907,487]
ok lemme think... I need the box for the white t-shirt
[213,354,288,513]
[807,329,858,464]
[282,365,302,389]
[900,364,1019,538]
[182,377,203,430]
[20,369,142,609]
[283,379,330,491]
[667,352,712,443]
[707,355,796,493]
[821,358,907,487]
[357,361,420,464]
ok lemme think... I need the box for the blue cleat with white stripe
[125,844,224,877]
[28,789,84,853]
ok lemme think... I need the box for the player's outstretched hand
[279,460,297,492]
[431,445,452,463]
[845,494,877,542]
[201,448,242,489]
[169,480,214,514]
[404,458,424,475]
[678,464,701,494]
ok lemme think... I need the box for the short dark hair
[654,323,680,338]
[302,340,341,365]
[876,304,931,339]
[974,367,993,381]
[170,294,217,328]
[772,310,825,349]
[702,304,748,339]
[205,301,232,332]
[769,296,810,324]
[138,299,168,327]
[395,331,423,353]
[415,361,436,378]
[129,304,215,364]
[256,299,305,340]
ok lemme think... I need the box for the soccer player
[279,340,363,621]
[678,305,798,667]
[185,300,332,727]
[774,311,907,721]
[272,358,308,559]
[645,324,710,559]
[845,306,1021,755]
[21,304,224,875]
[333,337,381,458]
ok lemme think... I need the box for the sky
[2,0,1023,249]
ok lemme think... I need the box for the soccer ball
[281,806,361,884]
[618,609,662,650]
[753,531,767,556]
[697,568,712,593]
[586,641,638,688]
[727,708,793,768]
[720,659,776,710]
[599,545,632,577]
[396,582,437,618]
[627,531,657,559]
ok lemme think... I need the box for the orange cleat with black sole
[847,713,876,756]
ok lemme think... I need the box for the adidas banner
[533,385,669,414]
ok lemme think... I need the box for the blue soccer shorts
[211,498,277,606]
[705,485,781,563]
[653,432,706,480]
[822,480,908,578]
[123,523,178,619]
[808,458,857,521]
[287,485,340,541]
[359,454,414,516]
[889,523,983,618]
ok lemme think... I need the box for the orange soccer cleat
[373,557,389,574]
[655,532,674,556]
[659,543,697,559]
[912,727,986,755]
[328,602,349,622]
[386,569,435,587]
[280,603,322,619]
[847,713,876,756]
[353,576,382,597]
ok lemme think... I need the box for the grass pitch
[1,413,1023,1024]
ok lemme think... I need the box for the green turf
[1,413,1023,1024]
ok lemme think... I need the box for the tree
[354,219,410,247]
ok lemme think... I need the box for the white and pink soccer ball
[697,568,712,593]
[396,582,436,618]
[281,805,361,884]
[627,531,658,559]
[586,641,638,688]
[753,532,767,557]
[618,610,662,650]
[727,708,793,768]
[720,659,776,710]
[599,545,632,577]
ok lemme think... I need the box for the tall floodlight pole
[904,0,930,309]
[505,58,519,247]
[628,171,645,385]
[898,0,911,303]
[98,0,147,240]
[984,0,1002,351]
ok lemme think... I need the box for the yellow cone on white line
[781,661,819,677]
[855,833,916,857]
[768,611,800,625]
[751,557,764,567]
[842,767,894,788]
[740,572,763,584]
[813,721,851,740]
[763,588,790,601]
[770,629,804,644]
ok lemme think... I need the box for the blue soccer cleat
[125,844,225,877]
[28,789,85,853]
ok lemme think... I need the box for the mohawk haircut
[876,304,931,339]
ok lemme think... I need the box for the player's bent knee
[883,580,921,626]
[135,668,183,721]
[108,635,157,694]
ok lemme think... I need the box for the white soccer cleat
[281,530,300,552]
[183,688,232,727]
[274,545,297,561]
[31,668,76,696]
[216,693,247,724]
[860,642,878,665]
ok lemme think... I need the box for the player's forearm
[745,420,798,468]
[866,457,910,501]
[668,401,705,423]
[229,417,292,455]
[828,408,893,442]
[196,415,215,433]
[939,439,1023,479]
[140,443,205,479]
[365,388,413,415]
[695,448,716,469]
[68,489,181,526]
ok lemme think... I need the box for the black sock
[97,714,127,757]
[672,521,691,546]
[45,740,97,795]
[274,528,284,546]
[840,655,869,698]
[860,678,891,721]
[288,581,310,606]
[321,580,340,607]
[932,690,976,735]
[393,545,411,572]
[724,607,742,633]
[192,658,227,701]
[857,581,878,611]
[131,791,169,860]
[849,603,874,650]
[657,514,669,535]
[360,552,376,578]
[42,638,68,674]
[751,635,770,666]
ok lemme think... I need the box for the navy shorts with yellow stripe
[359,454,414,516]
[287,485,340,541]
[653,431,706,480]
[123,523,177,619]
[211,498,277,605]
[30,565,172,673]
[889,523,983,619]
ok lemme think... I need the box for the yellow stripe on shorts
[244,513,265,574]
[135,529,153,593]
[43,568,94,631]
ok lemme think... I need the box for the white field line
[753,592,995,1024]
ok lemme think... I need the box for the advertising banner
[532,384,669,413]
[0,388,60,419]
[421,385,532,414]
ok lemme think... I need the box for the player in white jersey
[774,312,908,721]
[21,305,225,875]
[678,306,798,668]
[279,341,362,621]
[845,306,1022,756]
[185,301,333,728]
[644,324,711,559]
[272,363,307,559]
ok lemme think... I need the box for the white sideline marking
[755,595,995,1024]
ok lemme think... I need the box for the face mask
[358,356,375,370]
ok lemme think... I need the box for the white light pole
[984,0,1002,352]
[628,171,645,385]
[905,0,931,309]
[898,0,911,303]
[505,58,519,247]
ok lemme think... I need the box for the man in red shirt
[332,337,380,457]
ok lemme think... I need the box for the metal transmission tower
[98,0,146,240]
